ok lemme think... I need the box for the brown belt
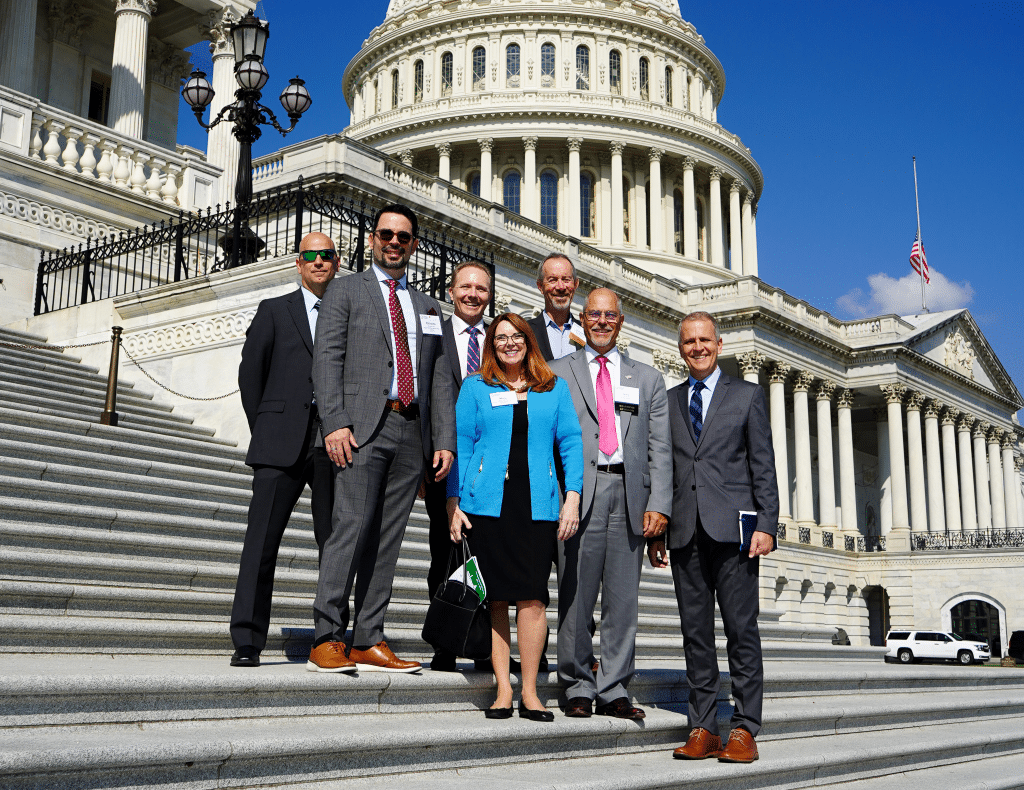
[385,399,419,418]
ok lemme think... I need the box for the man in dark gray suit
[230,232,339,669]
[311,204,456,674]
[525,253,584,362]
[424,260,490,672]
[551,288,672,720]
[648,310,779,763]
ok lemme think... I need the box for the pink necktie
[596,356,618,456]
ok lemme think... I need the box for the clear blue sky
[178,0,1024,408]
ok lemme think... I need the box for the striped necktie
[690,380,706,441]
[466,326,480,375]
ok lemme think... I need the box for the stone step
[814,751,1024,789]
[0,379,183,423]
[0,343,116,380]
[0,329,91,366]
[0,394,216,438]
[0,358,144,400]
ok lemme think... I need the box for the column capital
[709,166,723,181]
[880,383,907,404]
[116,0,157,16]
[924,400,942,419]
[682,155,696,171]
[148,40,191,89]
[730,178,744,194]
[987,426,1003,444]
[202,6,240,58]
[477,137,494,152]
[905,391,925,411]
[1001,432,1017,450]
[836,389,855,409]
[942,405,960,425]
[609,141,626,156]
[49,0,93,47]
[743,190,755,205]
[957,414,975,433]
[567,137,583,152]
[973,420,990,439]
[768,361,791,384]
[815,379,836,401]
[1015,455,1024,473]
[522,136,538,151]
[738,351,766,376]
[648,147,665,162]
[435,141,452,156]
[792,371,815,393]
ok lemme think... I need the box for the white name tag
[615,386,641,405]
[490,391,518,407]
[420,314,443,335]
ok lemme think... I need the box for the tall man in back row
[649,310,779,764]
[229,232,340,669]
[526,253,585,362]
[311,204,456,673]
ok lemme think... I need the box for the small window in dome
[665,66,673,106]
[541,43,555,88]
[391,69,399,108]
[414,60,424,103]
[576,45,590,91]
[441,52,453,97]
[506,43,520,88]
[541,170,559,229]
[503,170,521,215]
[640,58,650,101]
[472,46,486,91]
[609,50,621,96]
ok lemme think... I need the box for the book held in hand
[738,511,758,552]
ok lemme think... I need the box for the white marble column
[748,205,759,276]
[905,392,928,534]
[682,156,697,259]
[436,142,451,182]
[522,137,537,221]
[109,0,157,138]
[769,363,792,521]
[1002,435,1019,530]
[988,427,1006,530]
[568,138,583,236]
[881,384,911,542]
[738,351,765,385]
[633,155,648,249]
[875,408,892,536]
[648,148,665,252]
[793,372,816,525]
[709,167,724,267]
[742,192,755,274]
[1015,456,1024,529]
[958,415,978,532]
[973,422,992,530]
[815,380,837,529]
[202,7,241,207]
[923,401,945,533]
[478,137,493,203]
[610,142,624,245]
[836,389,858,536]
[941,407,962,532]
[729,178,744,275]
[0,0,38,94]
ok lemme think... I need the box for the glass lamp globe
[181,71,215,110]
[280,78,312,118]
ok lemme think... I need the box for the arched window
[541,42,555,87]
[540,170,559,230]
[609,50,622,95]
[639,57,649,101]
[665,66,673,106]
[441,52,453,97]
[391,69,399,108]
[673,189,683,253]
[503,170,521,215]
[622,176,631,243]
[414,60,424,103]
[472,46,486,91]
[576,45,590,90]
[580,172,595,237]
[506,43,520,88]
[469,172,481,197]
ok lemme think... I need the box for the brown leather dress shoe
[564,697,593,717]
[306,642,357,673]
[718,727,759,763]
[595,697,646,720]
[348,640,421,673]
[672,727,723,759]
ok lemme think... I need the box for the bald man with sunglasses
[229,232,341,669]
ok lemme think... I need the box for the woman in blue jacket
[447,312,583,721]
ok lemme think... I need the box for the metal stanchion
[99,326,123,426]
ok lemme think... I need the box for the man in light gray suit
[310,204,456,674]
[550,288,672,720]
[648,310,779,763]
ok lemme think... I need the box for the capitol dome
[341,0,762,284]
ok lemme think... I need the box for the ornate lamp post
[181,11,312,268]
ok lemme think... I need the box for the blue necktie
[690,380,706,441]
[466,326,480,375]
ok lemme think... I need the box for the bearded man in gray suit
[550,288,672,720]
[310,204,456,674]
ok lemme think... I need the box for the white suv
[885,630,990,665]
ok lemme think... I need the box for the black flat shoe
[518,703,554,722]
[484,706,513,719]
[230,646,260,667]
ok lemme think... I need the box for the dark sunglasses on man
[299,249,337,262]
[373,229,415,245]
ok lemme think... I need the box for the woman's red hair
[477,312,557,393]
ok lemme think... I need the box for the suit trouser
[556,470,644,704]
[230,419,333,651]
[424,476,451,606]
[313,408,424,648]
[670,517,763,737]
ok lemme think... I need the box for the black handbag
[421,538,492,660]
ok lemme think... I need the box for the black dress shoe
[430,652,457,672]
[564,697,593,717]
[519,702,554,722]
[230,646,260,668]
[484,706,514,719]
[595,697,646,720]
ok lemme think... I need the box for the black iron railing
[912,529,1024,551]
[34,177,494,316]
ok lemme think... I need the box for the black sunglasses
[374,229,415,245]
[300,249,337,262]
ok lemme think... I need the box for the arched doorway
[864,586,890,646]
[951,599,1003,658]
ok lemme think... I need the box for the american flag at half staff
[910,231,930,284]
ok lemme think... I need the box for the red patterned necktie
[596,356,618,455]
[387,279,414,407]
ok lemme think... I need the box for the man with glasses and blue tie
[647,310,779,764]
[230,232,340,669]
[423,260,491,672]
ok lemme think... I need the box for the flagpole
[913,156,927,313]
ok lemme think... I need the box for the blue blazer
[448,375,583,521]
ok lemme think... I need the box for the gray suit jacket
[550,349,672,535]
[313,267,456,462]
[666,371,779,548]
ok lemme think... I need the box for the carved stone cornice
[0,190,121,241]
[768,361,790,385]
[738,350,765,376]
[121,309,256,359]
[836,389,855,409]
[815,380,836,401]
[880,383,907,405]
[905,391,925,412]
[792,371,815,393]
[48,0,92,47]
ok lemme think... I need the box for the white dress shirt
[300,285,321,342]
[545,314,583,360]
[451,314,486,376]
[687,365,722,422]
[585,344,624,465]
[372,263,419,401]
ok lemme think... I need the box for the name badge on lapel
[490,391,517,408]
[615,385,640,414]
[420,314,443,335]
